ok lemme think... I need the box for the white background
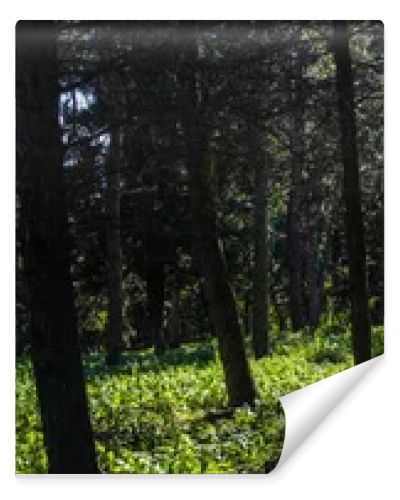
[1,2,399,499]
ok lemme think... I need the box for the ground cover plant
[16,324,383,473]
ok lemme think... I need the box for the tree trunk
[288,48,307,331]
[306,231,322,328]
[243,294,252,337]
[168,271,182,348]
[183,63,256,407]
[252,140,269,358]
[332,21,371,364]
[16,21,98,473]
[105,129,123,366]
[287,192,306,330]
[305,187,324,329]
[146,261,166,355]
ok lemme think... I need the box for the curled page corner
[273,354,383,472]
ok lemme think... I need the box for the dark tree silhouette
[16,21,98,473]
[105,128,124,365]
[182,45,256,407]
[287,46,307,331]
[332,20,372,364]
[252,135,269,358]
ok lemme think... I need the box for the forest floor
[16,324,384,474]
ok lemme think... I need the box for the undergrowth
[15,324,383,473]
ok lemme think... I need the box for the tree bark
[168,271,182,348]
[16,21,98,473]
[243,294,252,338]
[252,140,269,358]
[305,187,324,328]
[287,192,305,330]
[288,48,307,331]
[105,129,123,365]
[332,21,371,364]
[146,261,166,355]
[183,60,256,407]
[306,230,323,328]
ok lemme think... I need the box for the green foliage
[16,324,383,474]
[15,361,48,473]
[371,325,384,357]
[83,308,107,333]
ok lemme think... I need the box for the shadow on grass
[83,342,217,381]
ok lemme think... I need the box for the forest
[16,20,383,474]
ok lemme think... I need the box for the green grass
[15,325,383,474]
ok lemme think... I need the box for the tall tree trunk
[243,293,252,338]
[252,139,269,358]
[146,261,166,355]
[306,230,322,328]
[168,270,182,348]
[288,48,307,331]
[143,185,167,355]
[16,21,98,473]
[105,129,123,365]
[332,21,371,364]
[183,62,256,407]
[287,192,305,330]
[305,187,324,328]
